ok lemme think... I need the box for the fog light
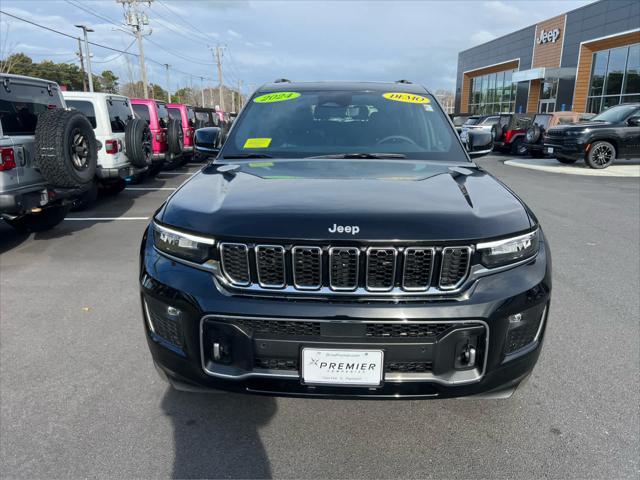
[508,313,523,324]
[166,306,181,317]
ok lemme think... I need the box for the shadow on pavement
[161,389,276,479]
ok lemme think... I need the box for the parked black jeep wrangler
[140,81,551,399]
[543,103,640,168]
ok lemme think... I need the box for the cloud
[470,30,497,45]
[227,29,241,39]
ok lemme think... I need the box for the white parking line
[65,217,150,221]
[125,187,177,191]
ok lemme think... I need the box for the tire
[525,125,541,144]
[586,141,615,169]
[35,109,97,187]
[70,181,98,211]
[511,138,527,155]
[556,156,578,164]
[167,119,183,156]
[125,119,152,168]
[5,204,69,232]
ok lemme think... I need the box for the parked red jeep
[131,99,168,173]
[492,113,533,155]
[167,103,196,158]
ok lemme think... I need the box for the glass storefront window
[604,46,628,96]
[623,44,639,95]
[587,43,639,113]
[467,69,517,114]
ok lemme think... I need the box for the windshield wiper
[307,153,407,159]
[222,153,274,159]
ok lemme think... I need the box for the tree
[150,83,168,102]
[1,52,35,75]
[98,70,119,94]
[173,87,196,105]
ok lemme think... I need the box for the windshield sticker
[423,104,434,112]
[243,138,272,149]
[383,92,430,104]
[248,161,274,168]
[253,92,301,103]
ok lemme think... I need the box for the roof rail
[395,79,412,84]
[273,78,291,83]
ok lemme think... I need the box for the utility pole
[236,79,242,111]
[200,77,205,107]
[210,45,225,112]
[119,0,152,98]
[76,38,87,92]
[75,25,94,92]
[164,63,171,102]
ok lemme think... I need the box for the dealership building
[455,0,639,115]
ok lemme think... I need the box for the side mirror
[194,127,222,157]
[627,116,640,126]
[466,130,493,157]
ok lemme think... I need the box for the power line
[156,0,213,45]
[64,0,130,32]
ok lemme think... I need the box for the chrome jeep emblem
[328,223,360,235]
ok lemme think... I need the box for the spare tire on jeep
[125,118,152,168]
[167,118,183,155]
[35,108,97,188]
[525,124,541,144]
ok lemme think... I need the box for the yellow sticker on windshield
[248,161,274,167]
[383,92,430,104]
[243,138,272,149]
[253,92,301,103]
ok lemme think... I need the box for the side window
[132,103,150,124]
[187,107,196,127]
[66,100,97,128]
[558,116,578,125]
[0,82,63,135]
[107,98,133,133]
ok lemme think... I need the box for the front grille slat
[402,247,435,291]
[292,246,322,290]
[366,248,397,291]
[439,247,472,290]
[218,242,474,295]
[329,247,360,291]
[255,245,285,288]
[219,243,250,286]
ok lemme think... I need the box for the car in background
[450,114,471,135]
[459,114,500,144]
[63,92,151,208]
[492,114,532,155]
[131,99,182,174]
[1,73,97,231]
[523,112,584,158]
[543,103,640,168]
[194,107,218,129]
[167,103,196,161]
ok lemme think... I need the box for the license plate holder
[301,348,384,387]
[546,147,554,154]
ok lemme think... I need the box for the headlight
[152,222,215,263]
[477,229,539,268]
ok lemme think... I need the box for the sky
[0,0,595,96]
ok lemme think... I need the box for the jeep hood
[157,159,532,241]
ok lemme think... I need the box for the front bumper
[543,141,585,160]
[139,229,551,398]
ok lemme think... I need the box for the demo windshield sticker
[253,92,301,103]
[243,138,272,149]
[383,92,430,104]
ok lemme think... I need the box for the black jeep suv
[543,103,640,169]
[140,81,551,399]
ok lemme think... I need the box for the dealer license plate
[301,348,384,387]
[546,147,554,154]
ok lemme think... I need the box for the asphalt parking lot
[1,155,639,479]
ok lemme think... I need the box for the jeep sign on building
[455,0,640,115]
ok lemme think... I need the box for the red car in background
[131,98,169,173]
[167,103,196,159]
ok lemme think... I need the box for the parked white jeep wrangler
[1,73,97,232]
[63,91,152,209]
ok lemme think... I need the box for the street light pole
[75,25,95,92]
[164,64,171,103]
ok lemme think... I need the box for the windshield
[591,104,639,123]
[463,117,480,125]
[532,114,552,129]
[220,90,465,160]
